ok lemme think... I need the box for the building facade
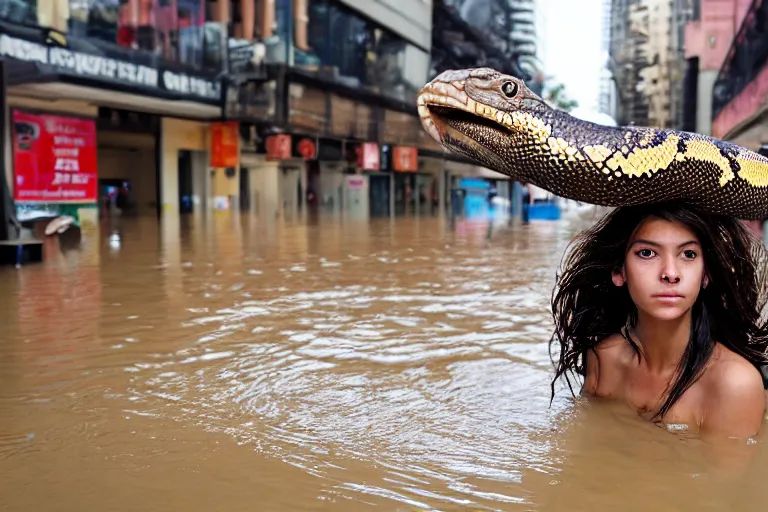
[0,0,227,229]
[1,0,500,237]
[227,0,444,220]
[683,0,753,135]
[599,0,618,117]
[608,0,693,129]
[709,0,768,149]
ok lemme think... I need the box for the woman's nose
[661,260,681,283]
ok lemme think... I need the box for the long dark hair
[549,201,768,420]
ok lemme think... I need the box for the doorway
[239,166,250,211]
[98,178,133,218]
[394,172,415,216]
[369,174,390,217]
[178,150,193,214]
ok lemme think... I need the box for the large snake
[417,68,768,220]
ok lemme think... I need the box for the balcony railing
[711,0,768,119]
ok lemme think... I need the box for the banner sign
[393,146,418,172]
[210,121,240,167]
[0,34,220,101]
[12,111,98,203]
[266,134,292,161]
[357,142,380,170]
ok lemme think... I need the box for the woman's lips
[652,293,685,302]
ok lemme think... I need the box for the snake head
[418,68,551,173]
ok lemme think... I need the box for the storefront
[227,66,386,219]
[0,24,226,225]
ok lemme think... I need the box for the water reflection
[0,212,766,510]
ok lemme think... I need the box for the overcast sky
[539,0,606,112]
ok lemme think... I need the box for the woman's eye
[683,250,697,259]
[636,249,655,258]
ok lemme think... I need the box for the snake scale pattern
[417,68,768,220]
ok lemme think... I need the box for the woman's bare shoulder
[583,333,635,396]
[699,344,766,439]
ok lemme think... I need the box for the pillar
[211,168,239,210]
[249,161,280,218]
[438,164,447,215]
[159,118,208,214]
[512,182,523,219]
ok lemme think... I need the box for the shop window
[295,0,428,104]
[66,0,224,72]
[177,0,206,65]
[368,28,428,103]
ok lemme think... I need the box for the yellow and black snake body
[417,68,768,219]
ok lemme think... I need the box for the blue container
[464,194,489,219]
[458,178,492,219]
[524,202,561,221]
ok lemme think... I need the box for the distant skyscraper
[608,0,694,128]
[506,0,548,78]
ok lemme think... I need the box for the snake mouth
[426,105,510,135]
[423,104,512,149]
[419,103,511,169]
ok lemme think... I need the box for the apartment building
[683,0,752,135]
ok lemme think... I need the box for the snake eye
[501,81,519,98]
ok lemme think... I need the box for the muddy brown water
[1,212,767,511]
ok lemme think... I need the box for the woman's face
[612,217,708,321]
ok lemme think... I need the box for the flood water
[2,211,768,511]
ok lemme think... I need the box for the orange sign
[393,146,418,172]
[266,134,292,161]
[210,122,240,167]
[357,142,380,170]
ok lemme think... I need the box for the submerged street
[1,212,767,511]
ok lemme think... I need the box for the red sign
[297,137,316,159]
[266,134,292,161]
[12,111,98,203]
[357,142,380,170]
[210,121,240,167]
[393,146,418,172]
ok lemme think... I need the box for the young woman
[550,201,768,440]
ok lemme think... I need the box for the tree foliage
[544,83,579,112]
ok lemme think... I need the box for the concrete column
[211,168,239,210]
[512,182,523,219]
[438,164,447,215]
[249,161,280,219]
[160,147,179,214]
[318,162,344,213]
[160,118,209,214]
